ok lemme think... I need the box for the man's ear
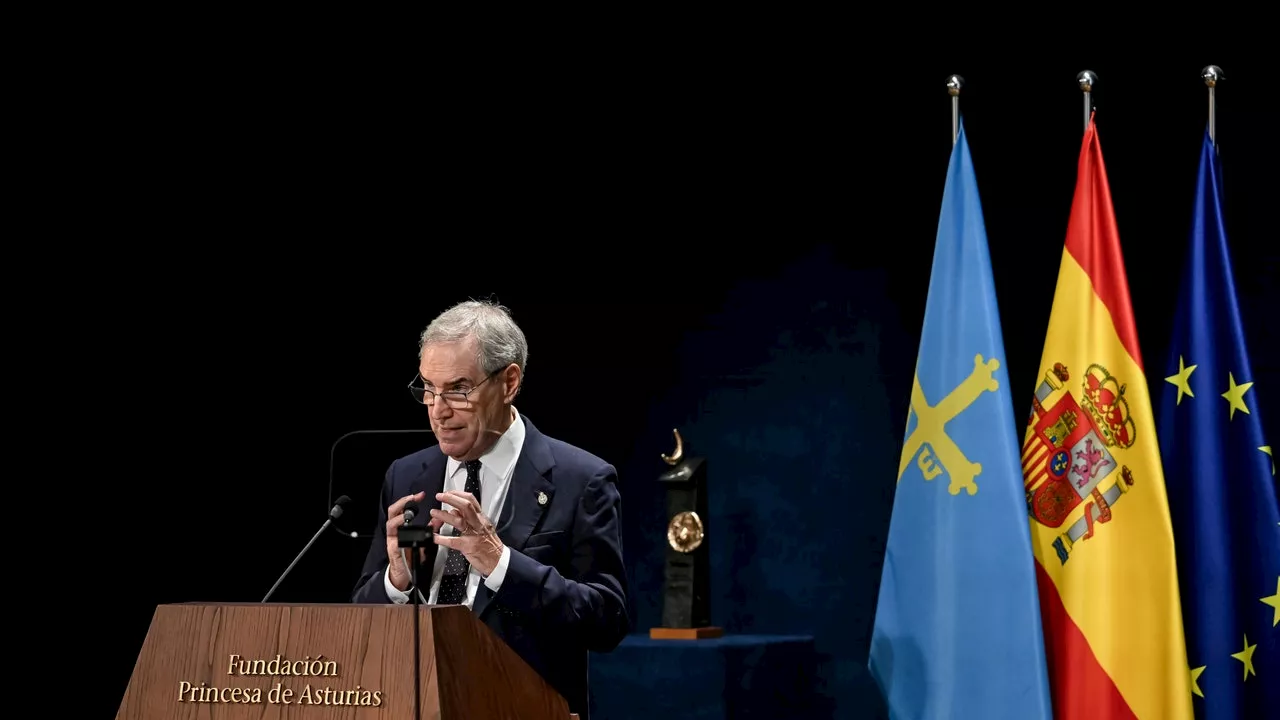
[503,364,522,403]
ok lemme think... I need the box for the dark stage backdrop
[89,55,1276,720]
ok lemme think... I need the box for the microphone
[397,501,429,592]
[396,499,432,720]
[261,495,352,603]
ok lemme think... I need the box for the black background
[56,45,1276,719]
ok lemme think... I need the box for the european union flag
[1158,129,1280,719]
[869,120,1053,720]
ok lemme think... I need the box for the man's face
[419,338,517,461]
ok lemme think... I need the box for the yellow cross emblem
[898,354,1002,496]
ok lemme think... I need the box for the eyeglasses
[408,369,500,408]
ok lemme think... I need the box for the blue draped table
[589,633,818,719]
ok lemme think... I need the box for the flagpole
[947,74,963,145]
[1077,70,1097,131]
[1202,65,1223,147]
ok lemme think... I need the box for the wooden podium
[116,602,576,720]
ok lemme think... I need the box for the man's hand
[385,491,427,591]
[431,490,504,577]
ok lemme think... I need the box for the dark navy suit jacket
[351,416,629,717]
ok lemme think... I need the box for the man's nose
[429,398,452,420]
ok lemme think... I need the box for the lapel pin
[537,491,548,506]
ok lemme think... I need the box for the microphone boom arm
[261,496,352,603]
[261,518,334,603]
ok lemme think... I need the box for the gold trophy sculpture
[651,428,722,640]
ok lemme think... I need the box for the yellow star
[1231,634,1257,681]
[1262,577,1280,628]
[1262,446,1275,476]
[1221,373,1253,421]
[1166,356,1197,405]
[1189,664,1206,698]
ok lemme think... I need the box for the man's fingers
[389,491,427,517]
[431,508,464,527]
[386,491,428,532]
[437,491,481,521]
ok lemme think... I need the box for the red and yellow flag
[1021,115,1192,720]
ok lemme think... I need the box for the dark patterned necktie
[436,459,482,605]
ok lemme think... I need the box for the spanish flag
[1021,114,1193,719]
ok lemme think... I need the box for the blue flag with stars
[868,120,1053,720]
[1158,128,1280,718]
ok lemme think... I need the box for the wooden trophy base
[650,626,724,640]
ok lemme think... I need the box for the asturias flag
[1158,128,1280,719]
[869,120,1053,720]
[1020,114,1193,719]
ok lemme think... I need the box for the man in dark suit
[351,300,629,718]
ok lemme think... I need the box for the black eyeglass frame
[407,367,505,407]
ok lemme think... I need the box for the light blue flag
[868,120,1054,720]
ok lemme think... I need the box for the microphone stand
[262,497,350,603]
[397,519,431,720]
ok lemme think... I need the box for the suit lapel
[412,451,449,510]
[498,445,556,550]
[474,416,556,620]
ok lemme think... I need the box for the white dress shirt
[384,408,524,607]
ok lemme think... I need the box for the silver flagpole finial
[1202,65,1223,147]
[1077,70,1097,132]
[947,75,964,145]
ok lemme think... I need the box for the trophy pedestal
[652,431,717,641]
[650,626,723,640]
[591,633,819,717]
